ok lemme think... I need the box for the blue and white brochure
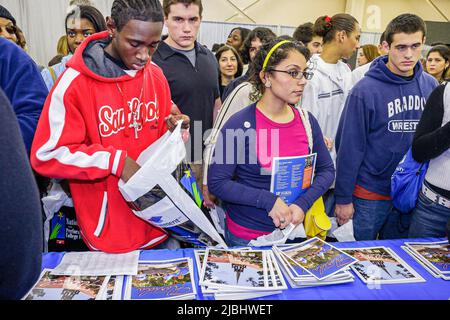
[270,153,317,205]
[125,258,196,300]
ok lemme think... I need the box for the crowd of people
[1,0,449,299]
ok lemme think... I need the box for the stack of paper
[124,258,197,300]
[23,251,138,300]
[341,246,425,284]
[401,240,450,280]
[196,248,287,300]
[102,275,124,300]
[272,237,357,288]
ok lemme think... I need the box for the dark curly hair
[249,37,311,101]
[240,27,277,65]
[111,0,164,31]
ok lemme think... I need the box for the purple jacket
[208,103,335,233]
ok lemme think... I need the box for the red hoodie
[31,31,170,253]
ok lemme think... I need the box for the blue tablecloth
[41,238,450,300]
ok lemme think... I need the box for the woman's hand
[268,198,292,229]
[202,184,216,209]
[289,204,305,225]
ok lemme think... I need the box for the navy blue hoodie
[335,55,438,204]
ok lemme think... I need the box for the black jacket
[0,89,42,299]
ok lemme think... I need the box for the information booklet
[272,242,355,288]
[342,246,425,284]
[270,154,317,204]
[275,237,357,281]
[124,258,196,300]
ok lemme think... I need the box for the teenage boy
[152,0,221,190]
[31,0,189,253]
[334,14,438,240]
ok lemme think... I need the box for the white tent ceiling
[0,0,448,66]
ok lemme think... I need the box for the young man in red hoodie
[31,0,188,253]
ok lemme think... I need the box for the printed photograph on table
[200,249,268,290]
[280,237,358,280]
[125,258,196,300]
[342,247,425,284]
[24,269,108,300]
[404,241,450,274]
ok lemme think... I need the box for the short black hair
[111,0,164,31]
[163,0,203,18]
[379,31,386,45]
[65,5,107,33]
[293,22,316,45]
[384,14,426,46]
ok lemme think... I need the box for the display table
[41,238,450,300]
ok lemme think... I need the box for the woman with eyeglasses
[208,38,335,247]
[301,14,360,216]
[41,5,106,91]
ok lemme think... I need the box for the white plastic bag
[332,219,355,242]
[119,121,227,248]
[208,205,226,236]
[248,223,306,247]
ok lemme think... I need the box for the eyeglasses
[269,69,313,80]
[0,25,17,35]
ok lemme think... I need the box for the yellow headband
[262,40,292,71]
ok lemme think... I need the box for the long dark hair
[426,45,450,81]
[215,45,244,85]
[65,5,107,34]
[313,14,358,44]
[240,27,277,65]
